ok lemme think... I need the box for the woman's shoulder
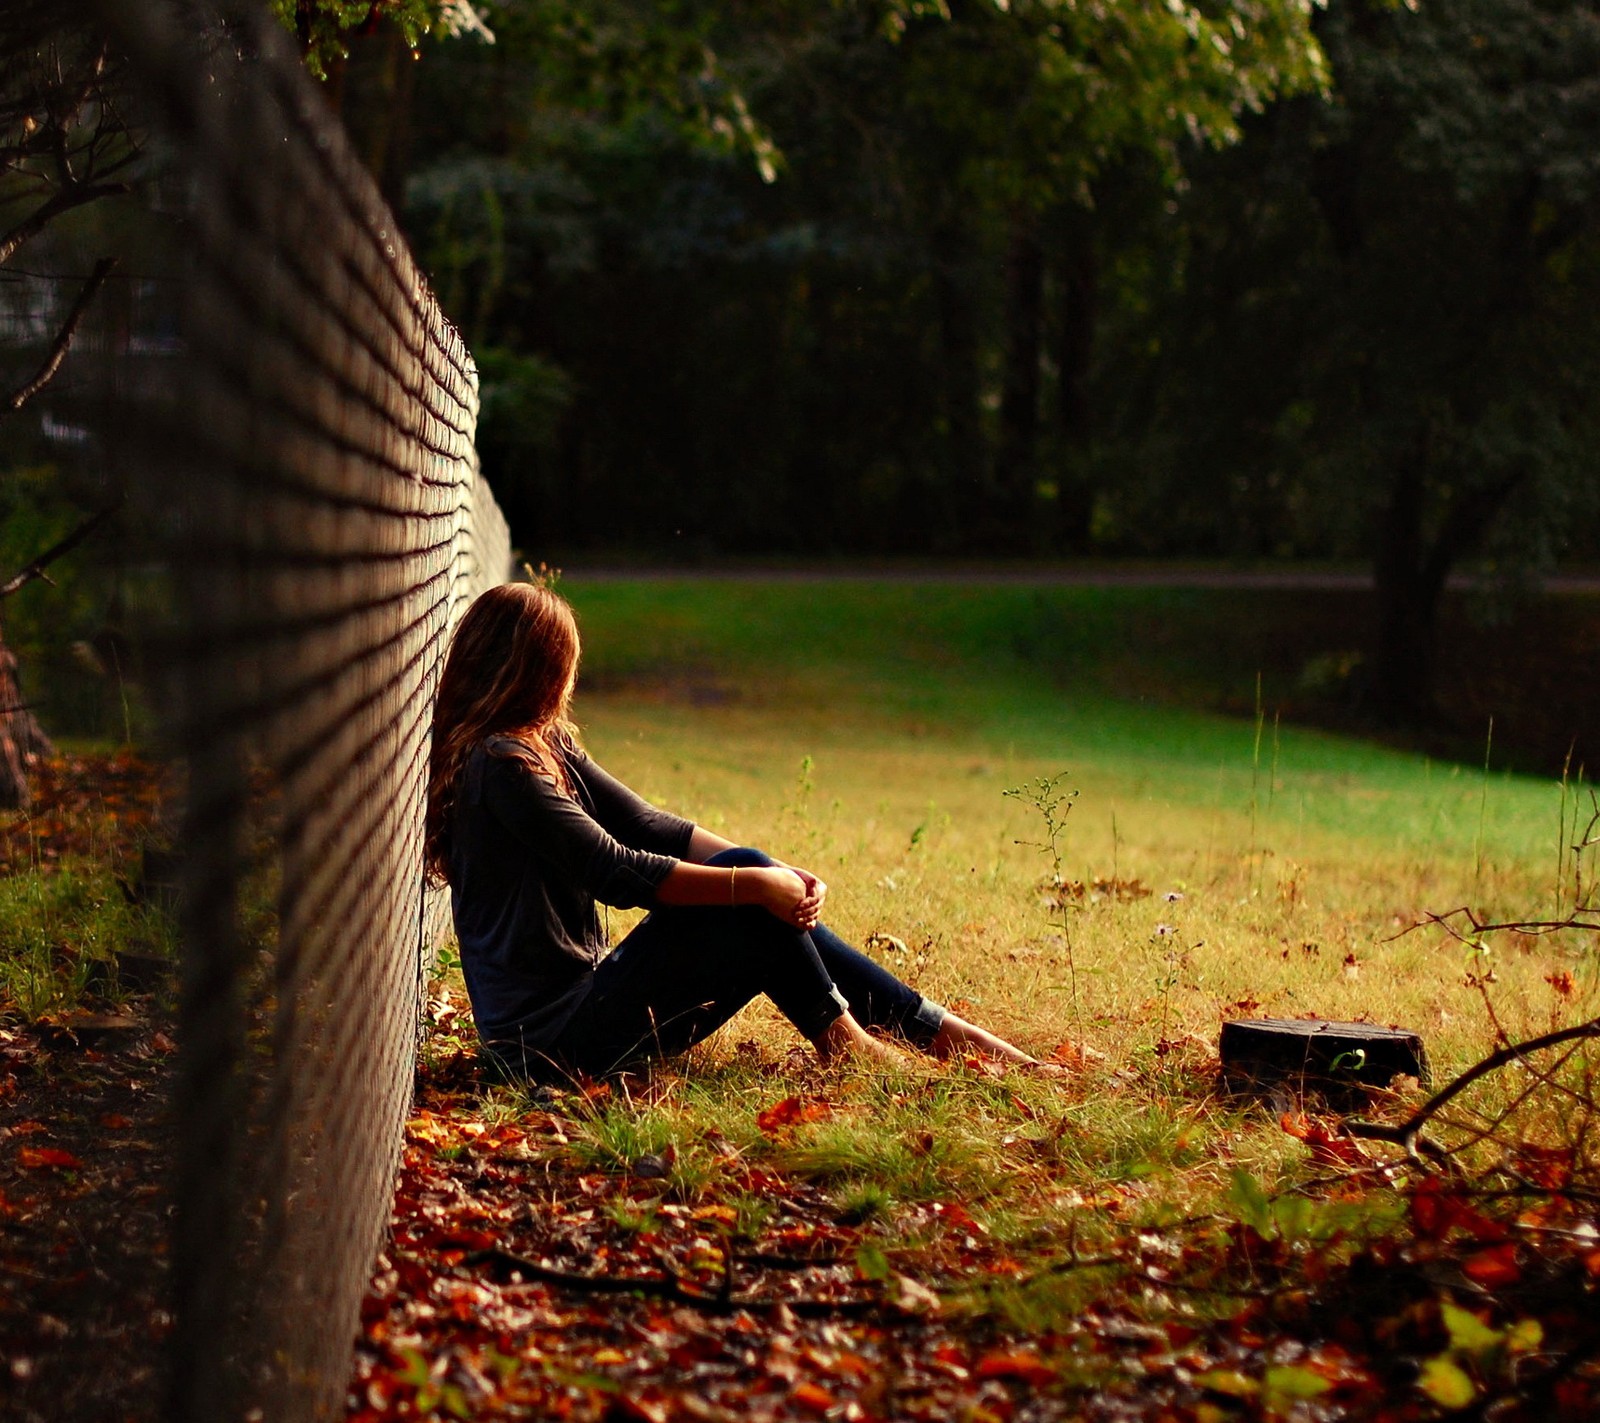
[478,734,576,797]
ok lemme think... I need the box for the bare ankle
[930,1013,1038,1065]
[814,1013,908,1067]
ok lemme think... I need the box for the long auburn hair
[424,581,582,884]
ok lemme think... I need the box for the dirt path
[561,564,1600,591]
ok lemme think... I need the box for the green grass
[444,574,1595,1314]
[0,864,175,1021]
[565,579,1564,865]
[561,578,1586,1076]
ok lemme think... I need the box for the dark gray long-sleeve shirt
[448,735,695,1055]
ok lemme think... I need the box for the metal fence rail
[56,2,515,1416]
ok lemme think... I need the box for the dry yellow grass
[577,689,1585,1081]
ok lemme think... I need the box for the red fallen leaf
[1583,1248,1600,1279]
[612,1395,669,1423]
[1279,1112,1369,1168]
[1461,1243,1521,1289]
[1512,1142,1573,1191]
[1410,1179,1506,1243]
[1556,1379,1597,1413]
[791,1383,836,1412]
[99,1113,134,1130]
[931,1201,980,1232]
[150,1031,178,1054]
[423,1226,500,1252]
[19,1146,83,1171]
[975,1350,1056,1386]
[756,1096,832,1134]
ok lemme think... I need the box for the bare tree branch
[0,499,121,600]
[1347,1017,1600,1156]
[0,180,129,268]
[1,255,116,419]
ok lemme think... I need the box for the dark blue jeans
[542,848,946,1077]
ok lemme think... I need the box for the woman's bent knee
[704,846,775,869]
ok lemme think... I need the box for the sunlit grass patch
[0,864,174,1022]
[421,579,1598,1361]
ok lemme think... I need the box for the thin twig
[0,181,128,269]
[1347,1018,1600,1154]
[2,256,116,419]
[465,1246,887,1317]
[0,499,121,600]
[1386,905,1600,945]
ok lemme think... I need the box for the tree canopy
[315,0,1600,721]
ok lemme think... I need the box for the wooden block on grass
[1220,1018,1429,1107]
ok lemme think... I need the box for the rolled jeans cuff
[792,984,850,1040]
[912,995,948,1042]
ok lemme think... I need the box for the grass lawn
[563,578,1586,1079]
[359,578,1598,1418]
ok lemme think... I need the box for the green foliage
[472,345,573,509]
[267,0,492,79]
[0,465,134,740]
[0,865,174,1023]
[401,0,1323,554]
[1100,0,1600,711]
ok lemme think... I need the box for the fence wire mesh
[3,2,511,1416]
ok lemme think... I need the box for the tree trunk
[1371,442,1443,724]
[0,627,52,809]
[995,217,1043,545]
[1371,443,1525,725]
[1052,215,1098,549]
[933,229,985,547]
[341,24,419,214]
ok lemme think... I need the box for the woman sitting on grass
[424,580,1051,1081]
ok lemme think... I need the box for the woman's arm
[685,826,737,862]
[684,825,828,914]
[655,859,821,930]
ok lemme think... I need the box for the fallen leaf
[975,1350,1055,1386]
[1263,1364,1332,1400]
[756,1096,831,1134]
[791,1382,836,1412]
[1418,1356,1476,1409]
[889,1273,941,1314]
[1195,1368,1259,1398]
[18,1146,83,1171]
[1461,1243,1521,1289]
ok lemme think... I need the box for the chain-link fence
[3,2,511,1417]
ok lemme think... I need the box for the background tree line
[324,0,1600,723]
[5,0,1599,760]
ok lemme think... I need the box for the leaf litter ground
[0,751,176,1423]
[345,995,1600,1423]
[1,750,1597,1420]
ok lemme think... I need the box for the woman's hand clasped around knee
[745,865,824,931]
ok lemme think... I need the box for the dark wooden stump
[85,949,173,996]
[1220,1018,1429,1108]
[37,1013,146,1052]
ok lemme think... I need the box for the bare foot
[930,1012,1045,1067]
[814,1013,911,1068]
